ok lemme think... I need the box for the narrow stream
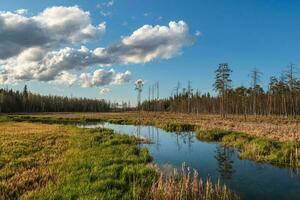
[78,122,300,200]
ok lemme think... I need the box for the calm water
[78,122,300,200]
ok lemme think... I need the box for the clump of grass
[159,122,195,132]
[196,129,300,168]
[107,118,131,124]
[196,129,231,142]
[150,164,240,200]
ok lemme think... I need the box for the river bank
[0,120,238,200]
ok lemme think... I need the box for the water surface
[78,122,300,200]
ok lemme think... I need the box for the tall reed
[148,164,239,200]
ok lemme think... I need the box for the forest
[0,86,111,113]
[141,63,300,117]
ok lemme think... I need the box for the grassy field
[0,122,155,199]
[0,119,239,200]
[9,112,300,142]
[6,112,300,169]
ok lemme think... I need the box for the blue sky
[1,0,300,104]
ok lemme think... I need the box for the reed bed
[149,164,240,200]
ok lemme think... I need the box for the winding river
[78,122,300,200]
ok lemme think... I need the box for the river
[78,122,300,200]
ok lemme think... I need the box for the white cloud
[0,46,111,83]
[116,20,195,63]
[195,30,202,36]
[113,70,131,85]
[79,69,131,88]
[0,6,105,60]
[52,71,77,86]
[33,6,106,43]
[15,9,28,15]
[99,87,112,95]
[0,6,197,88]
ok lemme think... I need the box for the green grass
[157,122,195,132]
[3,115,195,133]
[5,114,300,168]
[196,129,300,168]
[0,120,239,200]
[0,122,155,200]
[23,128,156,200]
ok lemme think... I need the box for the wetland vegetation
[0,119,239,200]
[4,112,300,169]
[196,129,300,168]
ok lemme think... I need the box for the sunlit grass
[0,122,72,199]
[0,120,239,200]
[0,122,155,199]
[8,111,300,143]
[150,164,240,200]
[196,129,300,168]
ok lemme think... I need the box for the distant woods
[141,63,300,117]
[0,85,112,113]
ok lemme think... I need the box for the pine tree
[213,63,232,118]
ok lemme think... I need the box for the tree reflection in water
[215,146,235,180]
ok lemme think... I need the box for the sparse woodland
[142,63,300,117]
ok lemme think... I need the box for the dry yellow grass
[0,122,73,199]
[151,165,240,200]
[17,112,300,143]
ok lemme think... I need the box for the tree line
[141,63,300,117]
[0,85,111,113]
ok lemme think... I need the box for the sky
[1,0,300,104]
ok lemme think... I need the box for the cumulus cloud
[0,6,196,88]
[51,71,77,86]
[99,87,112,95]
[112,20,195,64]
[49,68,131,88]
[79,69,131,88]
[0,6,105,60]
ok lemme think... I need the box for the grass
[2,114,196,133]
[158,122,195,132]
[0,120,239,200]
[1,115,102,124]
[6,111,300,143]
[0,122,155,199]
[196,129,300,168]
[0,122,71,199]
[151,164,240,200]
[0,113,300,168]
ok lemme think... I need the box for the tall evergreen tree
[213,63,232,117]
